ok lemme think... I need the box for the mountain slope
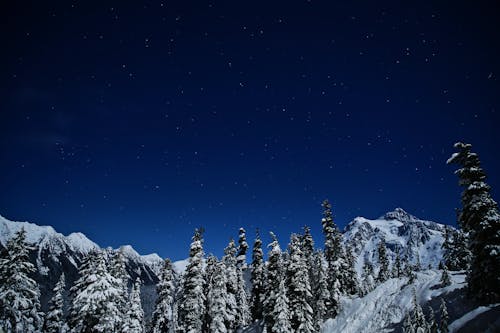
[343,208,447,276]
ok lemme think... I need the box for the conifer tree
[361,260,375,296]
[152,258,176,333]
[124,278,144,333]
[68,250,122,333]
[411,288,428,333]
[43,273,68,333]
[376,239,390,283]
[250,230,265,322]
[343,245,359,295]
[427,306,438,333]
[263,232,283,332]
[202,255,217,333]
[447,142,500,303]
[439,298,449,333]
[440,265,451,287]
[414,252,422,272]
[286,234,314,333]
[313,251,330,331]
[237,228,249,269]
[392,250,403,278]
[207,260,228,333]
[177,228,206,333]
[402,314,415,333]
[272,274,292,333]
[109,249,129,332]
[321,199,343,316]
[0,228,44,333]
[222,239,238,331]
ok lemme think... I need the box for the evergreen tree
[447,142,500,303]
[361,260,375,296]
[152,258,176,333]
[202,255,217,333]
[43,273,68,333]
[0,228,44,333]
[321,199,343,316]
[343,245,359,295]
[402,314,415,333]
[411,288,428,333]
[427,306,438,333]
[177,228,206,333]
[250,230,265,322]
[222,239,238,331]
[414,252,422,272]
[263,232,283,332]
[109,249,129,332]
[286,235,314,333]
[313,252,329,331]
[392,250,403,278]
[207,260,227,333]
[405,261,416,285]
[271,274,292,333]
[236,228,249,269]
[376,239,390,283]
[124,278,144,333]
[439,298,449,333]
[68,250,122,333]
[440,265,451,287]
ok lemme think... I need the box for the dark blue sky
[1,1,499,260]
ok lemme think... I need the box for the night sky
[1,1,499,260]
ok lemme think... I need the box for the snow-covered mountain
[344,208,448,276]
[0,214,164,313]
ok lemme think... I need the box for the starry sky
[1,1,499,260]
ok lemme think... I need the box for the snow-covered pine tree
[411,288,428,333]
[376,239,390,283]
[124,278,144,333]
[0,228,44,333]
[237,228,249,269]
[286,234,314,333]
[392,249,403,278]
[439,298,449,333]
[235,229,251,328]
[250,229,265,322]
[152,258,176,333]
[109,249,129,332]
[447,142,500,303]
[361,260,375,296]
[321,199,343,315]
[313,251,330,331]
[301,226,316,304]
[222,239,238,331]
[177,228,206,333]
[440,265,451,287]
[343,245,359,295]
[202,254,217,333]
[451,229,472,270]
[402,314,415,333]
[412,288,428,333]
[427,306,438,333]
[68,250,122,333]
[414,252,422,272]
[272,273,292,333]
[207,260,228,333]
[263,232,283,332]
[43,272,68,333]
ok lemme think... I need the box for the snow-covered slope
[344,208,448,276]
[0,214,164,312]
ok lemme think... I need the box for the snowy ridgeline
[1,208,498,332]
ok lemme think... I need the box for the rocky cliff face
[343,208,450,275]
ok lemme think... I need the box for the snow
[322,270,465,333]
[66,232,99,253]
[449,303,500,332]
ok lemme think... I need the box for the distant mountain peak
[381,207,418,223]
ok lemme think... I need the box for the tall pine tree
[447,142,500,303]
[207,260,228,333]
[177,229,206,333]
[250,230,265,322]
[376,239,390,283]
[263,232,283,332]
[43,273,68,333]
[152,258,176,333]
[286,234,314,333]
[124,278,144,333]
[313,252,330,331]
[439,298,449,333]
[0,228,44,333]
